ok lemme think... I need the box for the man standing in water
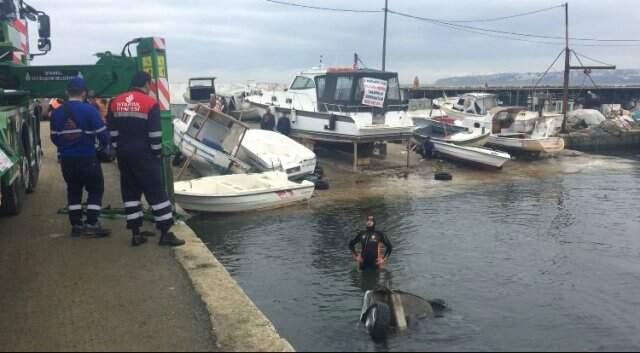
[349,216,393,271]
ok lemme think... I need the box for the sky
[26,0,640,85]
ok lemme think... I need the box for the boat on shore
[413,119,490,147]
[486,107,565,154]
[174,171,315,213]
[244,67,414,143]
[431,140,511,169]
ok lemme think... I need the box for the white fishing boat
[432,140,511,169]
[237,129,317,180]
[438,93,498,128]
[486,107,565,154]
[245,67,414,143]
[174,171,315,213]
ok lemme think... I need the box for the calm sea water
[190,154,640,352]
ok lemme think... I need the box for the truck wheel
[25,154,39,193]
[0,170,26,216]
[364,303,392,341]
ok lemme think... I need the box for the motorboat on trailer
[244,67,414,142]
[173,171,315,213]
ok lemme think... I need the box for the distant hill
[433,69,640,87]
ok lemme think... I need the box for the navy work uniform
[107,73,184,247]
[50,78,111,237]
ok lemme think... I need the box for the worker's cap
[67,77,88,92]
[131,71,152,88]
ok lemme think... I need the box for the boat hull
[487,136,565,154]
[248,101,414,142]
[175,182,315,213]
[432,141,511,169]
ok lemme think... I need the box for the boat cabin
[288,68,404,113]
[187,77,216,103]
[451,93,498,116]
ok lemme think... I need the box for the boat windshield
[315,70,404,112]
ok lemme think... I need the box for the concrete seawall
[563,130,640,151]
[172,222,295,352]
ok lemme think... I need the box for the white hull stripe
[151,201,171,211]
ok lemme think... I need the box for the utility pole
[562,2,570,133]
[561,2,616,132]
[382,0,388,71]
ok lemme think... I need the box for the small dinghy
[414,119,490,147]
[174,171,315,213]
[432,140,511,169]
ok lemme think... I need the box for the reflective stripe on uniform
[87,205,101,211]
[149,131,162,138]
[110,131,119,137]
[151,200,171,211]
[95,126,107,133]
[68,205,83,211]
[113,112,148,120]
[127,212,144,221]
[51,129,83,135]
[155,213,173,222]
[151,144,162,150]
[124,201,141,208]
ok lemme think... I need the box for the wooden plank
[390,293,408,330]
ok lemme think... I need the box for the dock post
[406,139,411,168]
[353,142,359,172]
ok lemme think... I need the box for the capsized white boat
[432,140,511,169]
[173,104,252,176]
[174,171,315,213]
[237,129,317,180]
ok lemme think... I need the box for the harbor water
[189,153,640,352]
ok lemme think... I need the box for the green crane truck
[1,0,174,216]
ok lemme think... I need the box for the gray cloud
[28,0,640,85]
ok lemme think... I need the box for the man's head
[67,77,88,100]
[366,215,376,231]
[131,71,152,94]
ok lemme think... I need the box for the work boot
[71,225,85,238]
[131,235,148,247]
[84,223,111,238]
[159,232,185,247]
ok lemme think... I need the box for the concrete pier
[0,124,293,352]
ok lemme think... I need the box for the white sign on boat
[362,78,387,108]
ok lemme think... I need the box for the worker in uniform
[50,78,111,237]
[107,72,185,247]
[349,216,393,271]
[260,109,276,131]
